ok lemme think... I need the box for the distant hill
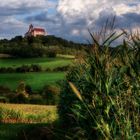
[0,35,87,58]
[0,35,87,48]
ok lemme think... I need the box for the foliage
[12,81,29,103]
[29,94,45,105]
[0,96,9,103]
[0,65,71,73]
[53,65,71,72]
[42,85,60,105]
[0,72,65,91]
[0,35,86,58]
[58,29,140,139]
[0,57,73,71]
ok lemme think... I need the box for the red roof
[33,28,45,32]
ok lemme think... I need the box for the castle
[25,24,46,37]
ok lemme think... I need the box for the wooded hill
[0,35,87,58]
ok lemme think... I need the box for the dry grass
[0,103,57,123]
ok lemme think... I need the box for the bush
[46,48,57,58]
[12,93,29,103]
[12,81,29,103]
[0,64,42,73]
[0,96,9,103]
[45,68,52,72]
[53,65,71,72]
[25,85,32,94]
[29,94,45,104]
[0,67,14,73]
[0,85,11,95]
[16,65,30,73]
[42,85,60,105]
[30,64,42,72]
[6,92,16,103]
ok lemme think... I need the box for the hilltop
[0,35,87,58]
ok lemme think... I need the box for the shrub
[0,85,11,95]
[25,84,32,94]
[30,64,42,72]
[29,94,45,104]
[6,67,15,73]
[16,65,30,73]
[45,68,52,72]
[13,81,29,103]
[6,92,16,103]
[42,85,60,105]
[46,48,57,58]
[0,67,15,73]
[0,96,9,103]
[53,65,71,72]
[12,93,29,103]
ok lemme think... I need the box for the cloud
[55,0,140,42]
[0,0,54,16]
[0,0,140,43]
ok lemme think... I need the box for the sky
[0,0,140,43]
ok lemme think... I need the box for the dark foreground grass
[0,123,48,140]
[0,72,65,90]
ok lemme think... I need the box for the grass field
[0,56,72,90]
[0,72,65,90]
[0,103,57,123]
[0,123,48,140]
[0,103,57,140]
[0,57,73,70]
[0,56,69,139]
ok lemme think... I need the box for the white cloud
[114,3,140,15]
[57,0,140,21]
[56,0,140,42]
[0,0,47,8]
[0,0,140,42]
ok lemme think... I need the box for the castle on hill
[25,24,46,37]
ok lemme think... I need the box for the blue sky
[0,0,140,43]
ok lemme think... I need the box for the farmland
[0,72,65,90]
[0,56,74,90]
[0,22,139,140]
[0,103,57,140]
[0,30,88,140]
[0,56,73,70]
[0,103,57,123]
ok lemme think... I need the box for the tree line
[0,35,86,58]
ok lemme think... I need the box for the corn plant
[58,20,140,139]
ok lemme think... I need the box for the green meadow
[0,56,74,90]
[0,57,73,70]
[0,72,65,90]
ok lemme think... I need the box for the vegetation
[0,35,86,58]
[0,103,57,123]
[0,103,57,140]
[58,24,140,139]
[0,57,73,70]
[0,123,48,140]
[0,19,140,140]
[0,56,71,105]
[42,85,60,105]
[0,72,63,105]
[0,72,65,91]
